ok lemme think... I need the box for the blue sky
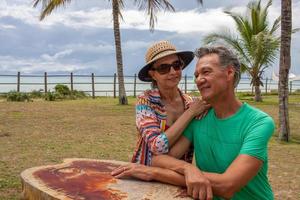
[0,0,299,78]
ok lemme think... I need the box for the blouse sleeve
[136,96,169,155]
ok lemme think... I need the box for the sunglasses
[151,60,183,75]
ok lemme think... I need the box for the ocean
[0,74,299,96]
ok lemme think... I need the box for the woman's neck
[158,87,179,103]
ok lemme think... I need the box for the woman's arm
[136,96,209,155]
[164,99,209,147]
[111,163,186,186]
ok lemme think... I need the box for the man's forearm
[152,155,232,199]
[203,172,233,199]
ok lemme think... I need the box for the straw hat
[138,40,194,82]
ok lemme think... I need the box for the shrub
[6,91,31,102]
[45,92,56,101]
[55,84,71,96]
[45,85,88,101]
[71,90,88,98]
[30,89,44,98]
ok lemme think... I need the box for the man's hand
[111,163,153,181]
[184,164,213,200]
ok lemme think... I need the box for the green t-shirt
[183,103,274,200]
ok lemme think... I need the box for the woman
[112,40,209,180]
[131,40,209,165]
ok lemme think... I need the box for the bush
[6,91,31,102]
[30,89,44,98]
[71,90,88,98]
[45,92,56,101]
[45,85,88,101]
[54,84,71,96]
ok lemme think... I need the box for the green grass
[0,95,299,199]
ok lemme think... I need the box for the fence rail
[0,72,300,98]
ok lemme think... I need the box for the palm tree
[203,0,280,102]
[278,0,291,141]
[33,0,174,105]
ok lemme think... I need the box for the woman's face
[149,54,183,89]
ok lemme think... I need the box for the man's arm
[152,154,263,199]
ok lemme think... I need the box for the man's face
[194,54,233,102]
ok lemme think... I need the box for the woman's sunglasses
[151,60,183,75]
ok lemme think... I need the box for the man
[112,46,275,200]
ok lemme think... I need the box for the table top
[21,158,192,200]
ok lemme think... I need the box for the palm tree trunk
[254,85,262,102]
[278,0,291,141]
[112,0,128,105]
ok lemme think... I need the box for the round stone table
[20,158,192,200]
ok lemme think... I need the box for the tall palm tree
[203,0,280,102]
[278,0,291,141]
[33,0,174,105]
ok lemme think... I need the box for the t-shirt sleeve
[183,119,196,143]
[239,115,275,162]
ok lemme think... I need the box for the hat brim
[138,51,194,82]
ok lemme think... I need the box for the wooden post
[17,72,20,92]
[92,73,95,99]
[113,73,117,98]
[265,77,268,94]
[134,74,137,97]
[290,81,292,94]
[70,72,73,92]
[44,72,47,95]
[184,74,187,94]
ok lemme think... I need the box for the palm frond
[33,0,72,20]
[134,0,174,31]
[270,16,281,34]
[203,30,252,66]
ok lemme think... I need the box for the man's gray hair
[194,46,241,87]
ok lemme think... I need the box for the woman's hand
[111,163,154,181]
[188,97,211,117]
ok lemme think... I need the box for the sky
[0,0,300,78]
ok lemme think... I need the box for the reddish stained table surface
[33,160,127,200]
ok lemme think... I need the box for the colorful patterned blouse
[131,88,194,166]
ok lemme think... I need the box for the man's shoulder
[243,103,274,123]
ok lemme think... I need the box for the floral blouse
[131,88,194,166]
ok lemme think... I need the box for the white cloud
[0,55,85,73]
[0,2,235,34]
[0,23,15,29]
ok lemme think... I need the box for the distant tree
[278,0,291,141]
[203,0,280,102]
[33,0,174,104]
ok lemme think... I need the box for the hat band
[149,48,176,62]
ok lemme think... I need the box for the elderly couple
[111,41,275,200]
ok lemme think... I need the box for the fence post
[44,72,47,95]
[134,74,137,97]
[113,73,117,98]
[290,81,292,94]
[17,72,20,92]
[91,73,95,99]
[265,77,268,94]
[184,74,187,94]
[70,72,73,92]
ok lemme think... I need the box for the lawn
[0,94,299,200]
